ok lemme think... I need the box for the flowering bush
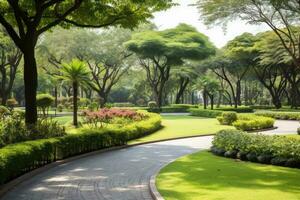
[82,108,147,128]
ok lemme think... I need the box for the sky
[151,0,270,48]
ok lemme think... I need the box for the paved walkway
[1,120,298,200]
[1,137,213,200]
[260,120,299,135]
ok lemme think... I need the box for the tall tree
[0,29,22,105]
[172,64,196,104]
[0,0,173,125]
[58,59,89,126]
[197,0,300,70]
[39,27,136,107]
[126,23,216,107]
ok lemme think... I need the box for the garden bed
[0,111,161,185]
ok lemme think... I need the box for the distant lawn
[157,151,300,200]
[285,134,300,139]
[129,115,234,144]
[53,116,82,125]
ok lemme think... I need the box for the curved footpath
[1,120,299,200]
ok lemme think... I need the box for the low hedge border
[189,108,222,118]
[0,112,161,185]
[232,114,275,131]
[215,107,254,113]
[211,129,300,168]
[256,111,300,120]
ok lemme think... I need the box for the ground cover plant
[156,151,300,200]
[211,130,300,168]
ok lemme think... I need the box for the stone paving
[1,120,298,200]
[1,136,213,200]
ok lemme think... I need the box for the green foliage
[256,111,300,120]
[159,104,198,113]
[6,98,18,110]
[232,115,275,131]
[0,106,10,119]
[217,112,238,125]
[126,23,216,65]
[0,112,66,147]
[57,104,64,112]
[215,106,254,113]
[0,111,161,184]
[37,94,54,117]
[113,102,135,107]
[189,108,222,118]
[59,59,90,84]
[212,130,300,168]
[148,101,157,108]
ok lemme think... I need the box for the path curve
[1,120,298,200]
[1,137,213,200]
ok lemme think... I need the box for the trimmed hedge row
[215,106,254,113]
[189,108,222,118]
[232,114,275,131]
[147,104,198,113]
[256,111,300,120]
[0,112,161,185]
[211,130,300,168]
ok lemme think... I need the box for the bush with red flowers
[82,108,147,128]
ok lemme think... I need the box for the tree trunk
[236,80,241,106]
[73,81,78,126]
[210,95,214,110]
[203,90,207,109]
[23,47,38,125]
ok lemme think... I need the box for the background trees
[0,0,173,125]
[126,23,216,108]
[0,29,22,105]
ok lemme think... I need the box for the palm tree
[58,59,90,126]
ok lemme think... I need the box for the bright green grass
[157,151,300,200]
[285,134,300,139]
[53,116,82,125]
[129,115,234,144]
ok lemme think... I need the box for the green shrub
[57,104,63,112]
[255,111,300,120]
[215,106,253,113]
[6,98,18,110]
[0,106,10,119]
[37,94,54,117]
[250,105,275,110]
[148,101,157,108]
[88,102,99,111]
[217,112,238,125]
[211,129,300,168]
[79,98,91,107]
[160,104,198,113]
[189,108,222,118]
[232,115,275,131]
[0,111,161,184]
[113,102,135,107]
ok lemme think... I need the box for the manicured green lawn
[129,115,234,144]
[53,116,82,125]
[157,151,300,200]
[285,134,300,139]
